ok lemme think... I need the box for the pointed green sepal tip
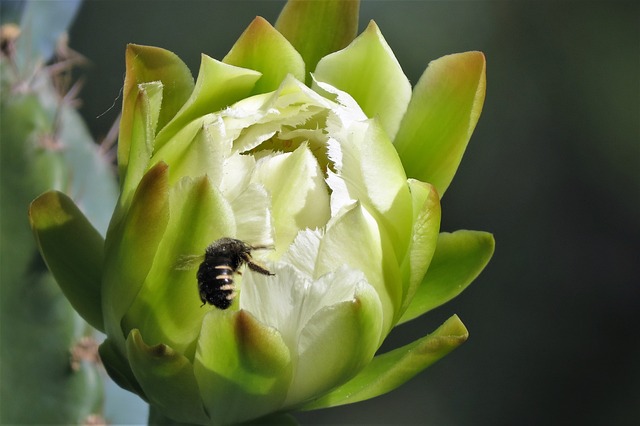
[314,20,412,140]
[126,329,210,425]
[124,44,194,129]
[301,314,468,409]
[223,16,305,94]
[394,51,487,196]
[99,337,145,398]
[194,310,292,424]
[119,44,194,176]
[153,54,262,151]
[275,0,360,84]
[28,190,105,332]
[399,230,495,325]
[119,81,163,205]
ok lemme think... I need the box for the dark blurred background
[66,1,639,425]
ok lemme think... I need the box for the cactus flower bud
[30,2,494,424]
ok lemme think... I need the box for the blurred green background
[11,0,640,424]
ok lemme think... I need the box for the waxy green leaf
[394,52,486,196]
[223,16,305,94]
[301,314,468,410]
[29,191,105,331]
[276,0,360,84]
[399,230,495,324]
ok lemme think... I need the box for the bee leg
[247,261,274,276]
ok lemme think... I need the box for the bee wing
[174,254,204,271]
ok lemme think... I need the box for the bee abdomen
[197,261,236,309]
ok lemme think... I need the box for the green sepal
[223,16,305,94]
[394,51,486,196]
[102,162,170,351]
[28,191,105,332]
[126,329,210,425]
[275,0,360,84]
[253,144,330,254]
[194,310,292,425]
[398,230,495,325]
[300,314,468,410]
[119,44,194,178]
[399,180,441,318]
[314,20,412,139]
[119,81,163,207]
[121,175,236,358]
[149,117,220,188]
[153,55,262,151]
[99,337,145,398]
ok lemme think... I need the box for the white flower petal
[218,152,255,202]
[240,260,382,408]
[240,262,373,354]
[285,273,382,406]
[281,228,323,278]
[251,145,330,254]
[226,76,333,154]
[316,202,401,337]
[312,76,368,124]
[230,183,274,249]
[239,263,308,351]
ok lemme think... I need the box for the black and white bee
[177,238,274,309]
